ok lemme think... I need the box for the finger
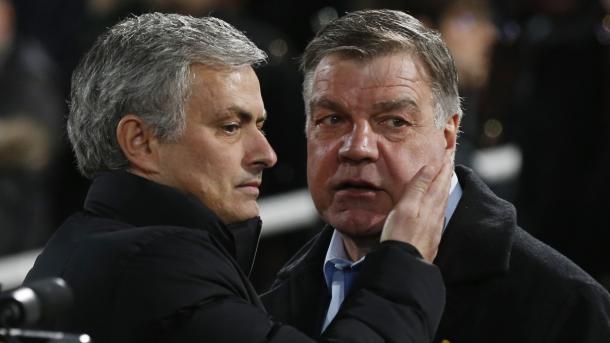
[398,164,437,208]
[428,158,454,207]
[379,165,435,243]
[419,159,453,226]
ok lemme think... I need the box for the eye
[315,114,343,126]
[257,122,266,135]
[221,122,241,135]
[379,117,411,128]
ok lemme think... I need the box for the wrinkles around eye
[315,114,343,126]
[379,117,411,128]
[222,123,240,134]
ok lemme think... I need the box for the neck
[341,234,380,261]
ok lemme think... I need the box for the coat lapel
[434,166,516,284]
[433,166,517,343]
[262,226,334,338]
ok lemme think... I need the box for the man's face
[155,64,277,223]
[306,53,457,238]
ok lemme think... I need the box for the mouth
[239,180,261,188]
[334,180,382,192]
[237,180,262,196]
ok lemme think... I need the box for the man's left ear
[444,113,460,151]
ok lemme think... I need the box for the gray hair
[302,9,462,129]
[68,12,267,179]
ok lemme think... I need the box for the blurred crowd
[2,0,609,290]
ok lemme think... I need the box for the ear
[116,114,161,175]
[444,113,460,153]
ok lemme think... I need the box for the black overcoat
[25,171,446,343]
[262,166,610,343]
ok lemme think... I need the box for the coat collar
[270,225,334,338]
[277,166,516,286]
[434,165,516,284]
[276,225,334,280]
[84,171,262,275]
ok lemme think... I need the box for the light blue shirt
[321,172,462,332]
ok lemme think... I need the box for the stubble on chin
[327,209,385,238]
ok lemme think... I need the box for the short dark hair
[301,9,462,128]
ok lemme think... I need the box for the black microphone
[0,278,73,328]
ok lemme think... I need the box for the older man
[24,12,450,343]
[262,9,610,343]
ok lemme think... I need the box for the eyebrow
[371,99,420,115]
[309,97,420,116]
[309,97,346,114]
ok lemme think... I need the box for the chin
[326,210,385,238]
[218,206,259,224]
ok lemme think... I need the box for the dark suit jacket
[262,166,610,343]
[25,171,446,343]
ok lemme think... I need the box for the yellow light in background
[484,119,503,139]
[310,6,338,32]
[269,39,288,58]
[603,15,610,32]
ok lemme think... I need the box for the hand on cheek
[380,157,453,262]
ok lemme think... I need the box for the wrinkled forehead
[310,52,432,96]
[186,64,265,119]
[306,52,437,119]
[309,51,431,88]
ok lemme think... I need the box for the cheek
[383,140,444,195]
[307,141,335,178]
[306,153,324,200]
[307,141,338,204]
[185,152,233,201]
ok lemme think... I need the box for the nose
[249,128,277,170]
[338,121,378,163]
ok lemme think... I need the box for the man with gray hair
[262,9,610,343]
[24,12,451,343]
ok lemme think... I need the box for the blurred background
[0,0,609,292]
